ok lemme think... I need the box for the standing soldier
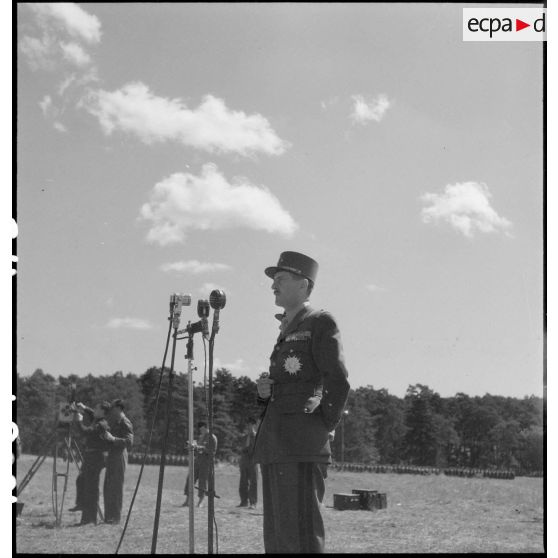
[103,399,134,524]
[73,401,114,525]
[237,417,258,509]
[183,421,218,508]
[253,251,350,553]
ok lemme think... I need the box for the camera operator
[72,401,115,525]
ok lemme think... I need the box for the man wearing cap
[103,399,134,524]
[183,421,218,508]
[253,251,350,553]
[237,417,258,509]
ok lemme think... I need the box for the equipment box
[352,488,388,510]
[333,493,361,510]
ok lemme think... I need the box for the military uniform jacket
[108,414,134,455]
[77,407,112,452]
[253,305,350,465]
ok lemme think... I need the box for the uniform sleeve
[312,311,350,431]
[76,406,96,433]
[96,420,115,442]
[111,418,134,449]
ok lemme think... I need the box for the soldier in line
[254,251,350,553]
[73,401,115,525]
[103,399,134,524]
[237,417,258,509]
[183,421,218,508]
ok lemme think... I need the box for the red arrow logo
[516,19,530,31]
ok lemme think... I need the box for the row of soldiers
[331,462,517,479]
[444,467,516,479]
[70,399,133,525]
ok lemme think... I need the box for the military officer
[183,421,218,508]
[237,417,258,508]
[253,251,350,554]
[103,399,134,524]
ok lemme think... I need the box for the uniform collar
[278,304,313,338]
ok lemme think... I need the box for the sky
[14,2,545,399]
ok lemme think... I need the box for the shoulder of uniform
[310,309,338,329]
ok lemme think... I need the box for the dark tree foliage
[16,369,544,472]
[16,369,58,454]
[404,384,439,466]
[333,387,378,463]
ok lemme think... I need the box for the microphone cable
[115,312,174,554]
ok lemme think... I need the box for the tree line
[16,369,544,473]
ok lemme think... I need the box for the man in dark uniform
[237,417,258,509]
[253,251,350,554]
[74,401,115,525]
[103,399,134,524]
[183,421,218,508]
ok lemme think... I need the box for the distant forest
[16,368,544,473]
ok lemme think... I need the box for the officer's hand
[328,430,336,442]
[75,402,86,411]
[106,433,115,442]
[303,396,321,414]
[257,375,275,399]
[75,413,83,422]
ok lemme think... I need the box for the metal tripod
[17,422,104,526]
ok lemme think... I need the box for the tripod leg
[17,429,58,496]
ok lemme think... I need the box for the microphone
[209,290,226,335]
[197,299,210,339]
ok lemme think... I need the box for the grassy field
[15,454,544,554]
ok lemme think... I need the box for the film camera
[57,402,78,425]
[57,383,79,426]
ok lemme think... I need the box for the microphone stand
[207,311,219,554]
[185,330,195,554]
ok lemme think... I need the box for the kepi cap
[265,251,319,283]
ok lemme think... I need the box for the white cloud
[421,182,513,238]
[60,41,91,66]
[39,95,53,116]
[106,317,153,330]
[20,4,99,77]
[27,3,101,44]
[20,35,55,71]
[161,260,232,274]
[139,163,298,245]
[82,82,289,156]
[365,284,386,293]
[350,94,391,124]
[213,358,245,372]
[53,121,68,133]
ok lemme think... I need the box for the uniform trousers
[80,451,105,524]
[260,462,327,554]
[239,456,258,505]
[74,471,85,508]
[103,449,127,522]
[184,456,210,499]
